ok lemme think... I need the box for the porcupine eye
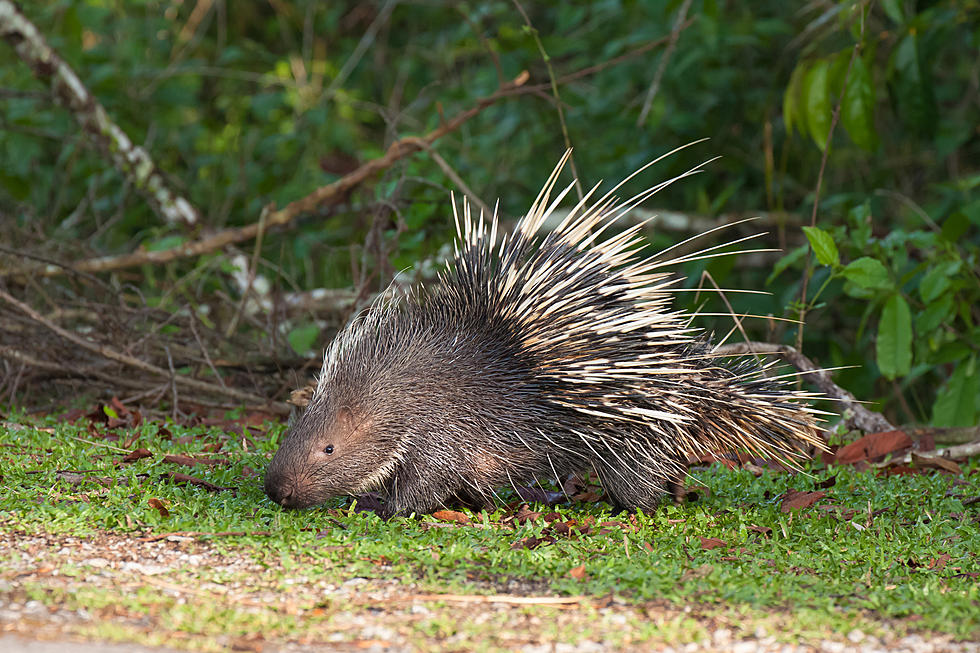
[324,445,334,455]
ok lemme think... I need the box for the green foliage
[1,1,978,426]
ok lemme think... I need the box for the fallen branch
[713,341,895,433]
[875,440,980,467]
[0,1,200,227]
[0,288,290,415]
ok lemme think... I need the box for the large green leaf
[842,257,891,290]
[932,359,980,427]
[842,56,877,151]
[889,32,937,135]
[803,59,831,150]
[876,294,912,380]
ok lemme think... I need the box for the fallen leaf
[432,510,470,524]
[568,564,587,580]
[147,498,170,518]
[834,430,912,464]
[816,475,837,489]
[120,448,153,463]
[511,535,554,550]
[916,433,936,452]
[163,453,225,467]
[513,504,542,524]
[929,553,951,572]
[780,490,826,512]
[911,452,963,475]
[700,537,727,550]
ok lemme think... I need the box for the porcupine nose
[264,474,296,507]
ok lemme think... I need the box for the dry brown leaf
[147,498,170,518]
[700,537,727,550]
[120,448,153,463]
[431,510,470,524]
[568,564,587,580]
[835,430,912,464]
[780,490,826,512]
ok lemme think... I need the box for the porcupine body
[264,150,825,518]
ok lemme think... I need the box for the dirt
[1,528,978,653]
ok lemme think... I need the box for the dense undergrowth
[1,1,978,426]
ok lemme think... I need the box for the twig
[2,33,684,281]
[0,344,159,394]
[0,0,201,227]
[796,11,865,351]
[713,341,895,433]
[164,345,179,420]
[876,440,980,466]
[417,143,494,219]
[512,0,583,201]
[637,0,694,126]
[226,205,270,337]
[188,313,227,388]
[0,288,290,415]
[322,0,399,102]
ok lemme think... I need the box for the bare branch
[713,341,896,434]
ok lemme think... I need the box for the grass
[1,410,978,650]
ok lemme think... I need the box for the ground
[1,415,979,651]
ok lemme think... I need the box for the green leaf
[287,323,320,356]
[932,359,980,427]
[842,257,891,290]
[915,294,953,334]
[783,62,807,137]
[889,32,937,136]
[876,294,912,380]
[881,0,905,24]
[919,266,953,303]
[802,226,839,267]
[803,59,831,150]
[940,212,969,243]
[842,56,877,150]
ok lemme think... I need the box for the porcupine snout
[264,446,313,508]
[263,470,295,507]
[263,464,299,507]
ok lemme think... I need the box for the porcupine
[264,148,826,518]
